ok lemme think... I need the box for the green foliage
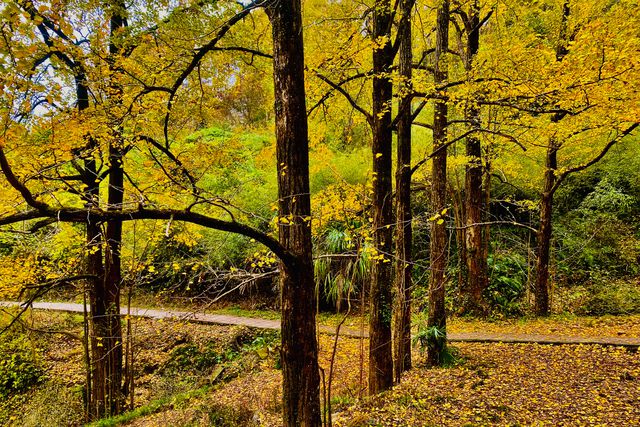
[164,342,226,373]
[207,403,255,426]
[88,385,212,427]
[183,126,233,144]
[413,324,446,352]
[0,335,44,398]
[412,323,461,367]
[555,175,640,285]
[583,280,640,315]
[314,224,370,312]
[486,252,527,316]
[579,179,635,216]
[242,331,281,369]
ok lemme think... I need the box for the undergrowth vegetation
[0,312,282,426]
[3,311,638,426]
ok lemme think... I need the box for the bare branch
[312,71,373,124]
[552,123,639,194]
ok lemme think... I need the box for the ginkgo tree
[1,0,640,424]
[476,0,640,315]
[1,0,322,423]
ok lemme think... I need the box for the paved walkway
[1,301,638,349]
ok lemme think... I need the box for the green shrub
[0,335,44,397]
[243,333,281,369]
[412,323,461,367]
[583,280,640,315]
[164,342,225,373]
[208,403,255,426]
[314,225,370,312]
[486,252,527,316]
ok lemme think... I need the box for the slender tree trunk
[450,181,467,304]
[427,0,450,367]
[465,132,485,312]
[462,0,488,315]
[535,145,557,316]
[534,1,569,316]
[393,0,413,383]
[267,2,321,425]
[90,3,127,415]
[369,0,394,394]
[75,74,106,419]
[482,159,491,271]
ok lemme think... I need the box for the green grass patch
[88,385,211,427]
[212,306,281,320]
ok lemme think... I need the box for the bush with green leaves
[164,342,226,373]
[486,252,527,316]
[583,280,640,315]
[555,178,640,285]
[0,335,44,398]
[412,315,461,367]
[314,224,371,312]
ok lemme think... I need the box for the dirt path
[1,301,638,348]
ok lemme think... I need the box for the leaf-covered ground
[334,343,639,426]
[449,314,640,339]
[1,310,638,426]
[121,316,640,427]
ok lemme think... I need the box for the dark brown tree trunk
[535,145,557,316]
[465,132,485,312]
[393,0,413,383]
[97,154,124,416]
[534,1,569,316]
[462,1,488,316]
[90,3,127,416]
[482,160,491,272]
[427,0,450,367]
[75,73,105,419]
[369,0,394,394]
[450,180,467,304]
[267,2,321,425]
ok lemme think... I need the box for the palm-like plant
[314,225,371,312]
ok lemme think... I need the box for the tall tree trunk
[368,0,394,394]
[90,2,127,415]
[482,159,491,278]
[535,145,557,315]
[462,0,488,315]
[75,72,106,419]
[534,1,569,316]
[427,0,450,367]
[393,0,413,383]
[450,180,467,305]
[267,2,321,425]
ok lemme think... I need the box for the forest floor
[0,306,638,426]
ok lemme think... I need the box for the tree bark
[75,72,106,420]
[534,1,569,316]
[393,0,413,383]
[482,159,491,278]
[90,2,127,415]
[267,2,321,425]
[462,0,488,316]
[449,179,467,305]
[535,145,557,315]
[427,0,450,367]
[465,132,486,312]
[369,0,394,394]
